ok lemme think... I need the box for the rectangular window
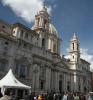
[24,42,27,48]
[20,65,26,78]
[20,30,24,37]
[3,46,8,56]
[25,33,28,39]
[5,41,9,45]
[0,62,6,72]
[40,80,44,90]
[15,63,19,74]
[42,38,45,48]
[15,63,29,78]
[27,66,29,76]
[18,41,21,47]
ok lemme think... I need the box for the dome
[31,23,59,38]
[49,23,59,37]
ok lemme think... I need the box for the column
[45,37,48,50]
[48,38,51,50]
[80,76,83,92]
[71,75,74,92]
[51,40,53,52]
[36,64,40,92]
[73,72,78,92]
[39,17,42,27]
[8,43,16,71]
[32,64,38,92]
[51,70,55,91]
[35,19,38,27]
[63,73,66,92]
[55,71,59,92]
[45,67,51,92]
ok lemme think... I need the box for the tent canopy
[0,69,31,89]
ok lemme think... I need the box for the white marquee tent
[0,69,31,95]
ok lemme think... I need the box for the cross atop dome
[42,1,47,12]
[43,1,46,8]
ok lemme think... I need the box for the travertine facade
[0,6,91,93]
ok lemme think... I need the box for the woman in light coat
[62,92,68,100]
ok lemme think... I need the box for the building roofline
[80,58,90,64]
[12,23,38,36]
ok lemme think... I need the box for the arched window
[42,38,45,48]
[77,44,79,50]
[53,43,56,52]
[72,43,74,50]
[44,19,47,29]
[73,56,74,59]
[38,18,40,26]
[0,61,7,72]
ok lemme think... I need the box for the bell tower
[69,33,81,91]
[69,33,80,69]
[32,4,50,49]
[34,4,50,31]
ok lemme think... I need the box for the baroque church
[0,5,91,93]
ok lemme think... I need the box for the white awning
[0,69,31,89]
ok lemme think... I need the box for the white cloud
[1,0,52,23]
[80,48,93,71]
[53,4,57,9]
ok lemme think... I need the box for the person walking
[62,92,68,100]
[0,89,11,100]
[34,95,37,100]
[87,93,92,100]
[38,95,42,100]
[73,93,79,100]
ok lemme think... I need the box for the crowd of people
[29,92,93,100]
[0,90,93,100]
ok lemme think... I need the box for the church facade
[0,6,91,93]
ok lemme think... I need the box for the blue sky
[0,0,93,70]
